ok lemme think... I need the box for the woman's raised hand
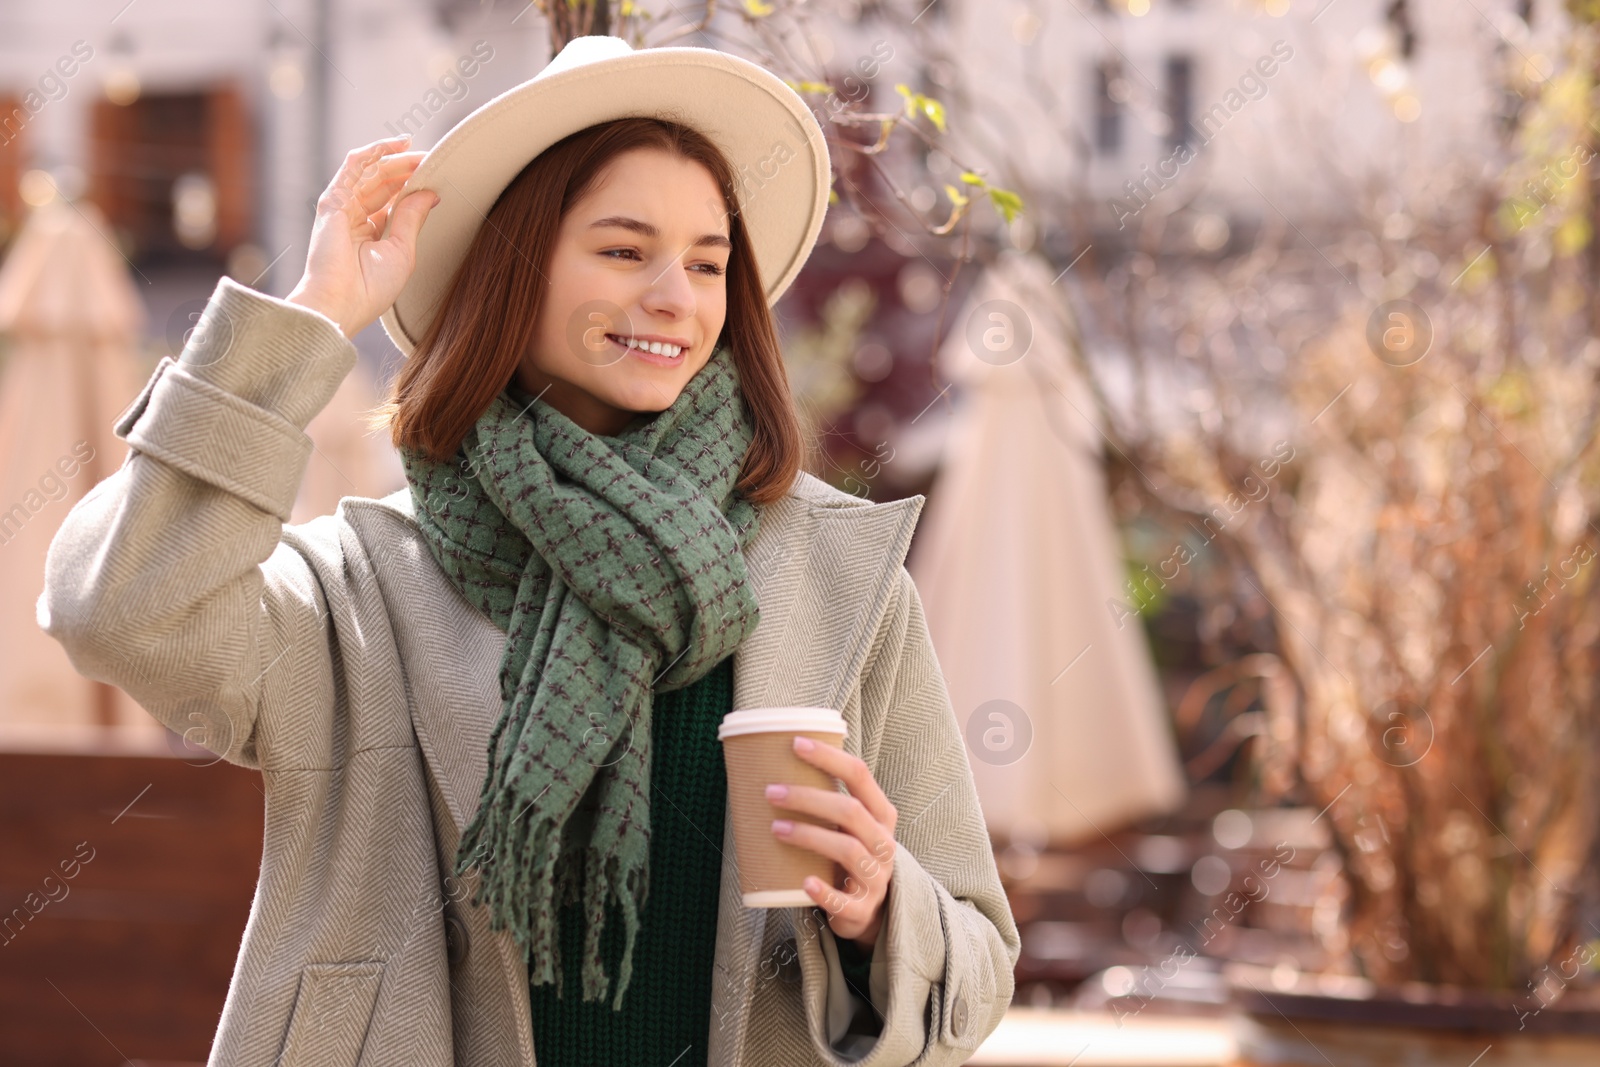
[286,134,439,341]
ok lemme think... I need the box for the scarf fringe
[454,778,568,990]
[457,800,649,1010]
[578,846,648,1010]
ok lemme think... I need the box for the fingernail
[772,819,793,835]
[794,736,815,753]
[765,784,788,801]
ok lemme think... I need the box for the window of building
[89,84,254,266]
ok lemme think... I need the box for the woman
[41,35,1017,1067]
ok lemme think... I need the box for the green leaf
[944,183,969,207]
[987,186,1024,223]
[959,171,986,186]
[895,84,948,133]
[743,0,774,15]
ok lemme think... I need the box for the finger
[358,170,432,245]
[804,874,870,927]
[356,147,427,175]
[380,187,440,253]
[360,207,387,241]
[793,738,899,833]
[832,869,879,912]
[321,136,415,218]
[774,820,889,888]
[352,152,427,217]
[344,134,415,176]
[766,784,894,865]
[352,172,419,238]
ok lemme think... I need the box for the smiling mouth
[606,333,685,360]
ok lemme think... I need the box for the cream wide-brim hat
[377,34,832,358]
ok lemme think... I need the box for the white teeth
[610,334,682,358]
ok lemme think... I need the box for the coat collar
[727,473,926,715]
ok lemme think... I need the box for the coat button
[950,991,969,1038]
[444,911,470,966]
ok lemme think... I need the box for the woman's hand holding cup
[286,134,439,341]
[766,737,898,952]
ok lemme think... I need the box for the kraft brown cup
[718,707,848,907]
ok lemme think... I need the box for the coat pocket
[276,961,385,1067]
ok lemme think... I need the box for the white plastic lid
[717,706,847,740]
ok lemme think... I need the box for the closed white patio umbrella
[0,197,158,748]
[907,248,1186,847]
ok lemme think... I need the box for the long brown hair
[367,117,803,506]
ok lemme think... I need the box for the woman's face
[516,146,732,436]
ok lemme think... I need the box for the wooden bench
[0,727,262,1067]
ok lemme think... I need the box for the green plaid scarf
[398,343,762,1009]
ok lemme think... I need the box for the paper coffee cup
[718,707,848,907]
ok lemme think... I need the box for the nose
[641,254,696,322]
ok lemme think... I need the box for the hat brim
[377,45,831,358]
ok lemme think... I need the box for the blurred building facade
[0,0,545,291]
[0,0,1546,281]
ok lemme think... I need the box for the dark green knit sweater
[527,650,875,1065]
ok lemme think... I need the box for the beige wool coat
[38,275,1019,1067]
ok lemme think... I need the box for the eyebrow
[587,215,731,251]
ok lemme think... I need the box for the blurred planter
[1073,29,1600,1000]
[1228,964,1600,1067]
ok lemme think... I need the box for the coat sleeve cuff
[814,925,884,1057]
[796,843,952,1066]
[112,275,358,522]
[870,842,952,1062]
[822,844,1005,1067]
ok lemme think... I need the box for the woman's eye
[603,248,723,276]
